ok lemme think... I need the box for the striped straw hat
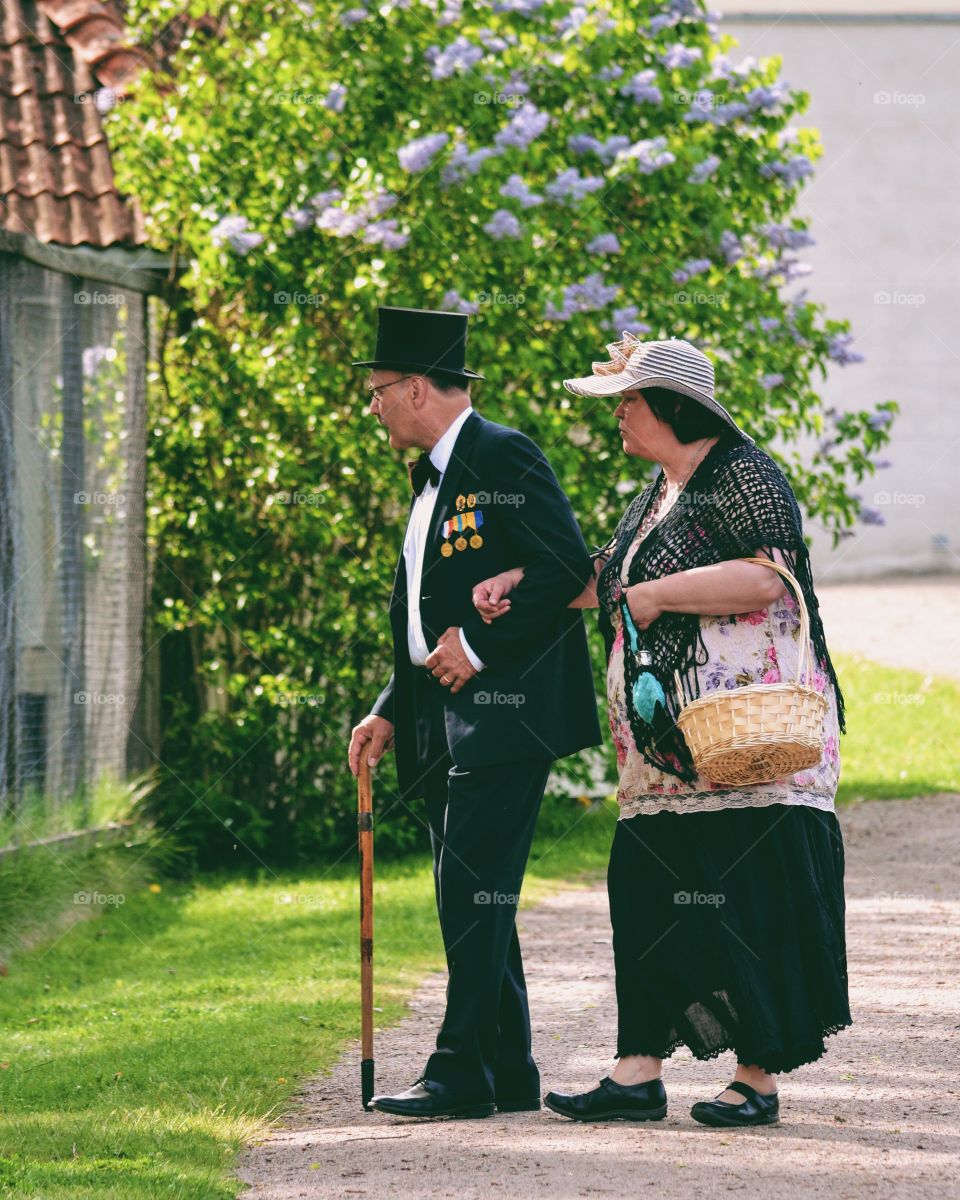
[563,334,754,443]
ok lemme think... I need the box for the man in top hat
[348,305,601,1118]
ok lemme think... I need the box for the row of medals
[440,492,483,557]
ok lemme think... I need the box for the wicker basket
[673,556,827,787]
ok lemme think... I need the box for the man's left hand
[425,627,478,694]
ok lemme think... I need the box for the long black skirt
[608,802,852,1075]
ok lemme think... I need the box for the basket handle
[673,555,817,708]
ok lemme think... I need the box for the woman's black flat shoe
[544,1076,667,1122]
[690,1080,780,1128]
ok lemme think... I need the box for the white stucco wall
[713,2,960,579]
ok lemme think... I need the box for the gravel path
[237,793,960,1200]
[817,578,960,681]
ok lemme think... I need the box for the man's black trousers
[414,670,553,1103]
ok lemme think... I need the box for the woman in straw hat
[472,334,851,1127]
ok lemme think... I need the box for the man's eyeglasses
[365,375,416,403]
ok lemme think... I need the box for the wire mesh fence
[0,253,155,836]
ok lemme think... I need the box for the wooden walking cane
[357,756,375,1110]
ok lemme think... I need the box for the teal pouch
[621,600,666,722]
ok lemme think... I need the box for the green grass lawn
[0,653,957,1198]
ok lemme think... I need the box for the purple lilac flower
[610,306,652,335]
[868,411,894,430]
[478,28,510,52]
[545,168,605,203]
[492,0,547,11]
[760,373,784,390]
[779,258,814,284]
[586,233,621,255]
[483,209,523,240]
[719,230,743,264]
[438,0,462,26]
[661,44,702,70]
[499,174,544,207]
[340,8,368,27]
[597,64,623,81]
[441,289,481,315]
[564,272,621,312]
[688,154,720,184]
[649,13,678,34]
[620,69,663,105]
[362,219,408,250]
[555,5,588,33]
[316,205,365,237]
[828,333,865,365]
[428,36,485,80]
[709,101,750,125]
[758,316,781,332]
[398,132,449,173]
[619,136,675,174]
[761,155,814,185]
[210,215,264,255]
[82,345,110,377]
[673,257,712,284]
[763,222,815,250]
[441,143,499,186]
[94,87,117,114]
[858,506,885,526]
[323,84,347,112]
[545,272,621,321]
[568,134,604,156]
[284,205,314,232]
[494,103,550,150]
[746,82,791,113]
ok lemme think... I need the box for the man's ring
[441,675,451,684]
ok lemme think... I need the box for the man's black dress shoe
[544,1076,667,1122]
[370,1077,495,1119]
[690,1080,780,1128]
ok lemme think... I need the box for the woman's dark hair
[640,385,729,444]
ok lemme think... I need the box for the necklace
[632,436,714,548]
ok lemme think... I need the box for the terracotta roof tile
[0,0,152,247]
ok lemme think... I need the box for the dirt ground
[237,791,960,1199]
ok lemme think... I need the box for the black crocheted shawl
[595,429,846,783]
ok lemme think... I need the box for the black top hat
[352,306,484,380]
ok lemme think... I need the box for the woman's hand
[625,581,664,631]
[472,567,525,624]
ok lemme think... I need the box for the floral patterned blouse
[608,532,841,819]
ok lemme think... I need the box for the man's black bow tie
[409,453,441,497]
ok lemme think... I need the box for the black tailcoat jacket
[372,410,602,798]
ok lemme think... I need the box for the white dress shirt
[404,407,484,671]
